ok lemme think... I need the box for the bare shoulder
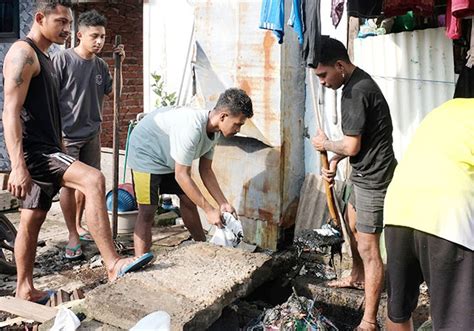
[3,41,40,83]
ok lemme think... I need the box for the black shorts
[22,151,75,211]
[63,134,101,170]
[131,170,184,205]
[385,225,473,330]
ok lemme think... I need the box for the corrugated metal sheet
[191,0,305,250]
[354,27,456,160]
[194,0,282,147]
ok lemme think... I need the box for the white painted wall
[143,0,194,113]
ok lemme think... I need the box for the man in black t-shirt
[312,37,396,331]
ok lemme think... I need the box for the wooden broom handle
[308,69,342,229]
[320,151,341,228]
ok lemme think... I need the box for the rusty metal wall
[193,0,305,249]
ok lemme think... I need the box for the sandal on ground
[117,252,154,278]
[65,244,84,260]
[34,289,56,305]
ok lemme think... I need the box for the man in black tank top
[2,1,152,304]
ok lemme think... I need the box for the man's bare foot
[108,257,135,282]
[354,319,378,330]
[16,288,51,303]
[327,276,365,290]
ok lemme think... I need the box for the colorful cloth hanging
[331,0,345,28]
[446,0,474,39]
[288,0,304,44]
[259,0,285,43]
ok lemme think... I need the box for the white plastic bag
[209,212,243,247]
[130,311,171,331]
[50,308,80,331]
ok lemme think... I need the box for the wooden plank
[0,317,33,328]
[72,288,85,300]
[0,296,57,323]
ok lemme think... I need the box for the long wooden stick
[112,35,122,239]
[308,69,341,229]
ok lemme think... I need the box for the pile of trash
[247,290,338,331]
[294,225,344,255]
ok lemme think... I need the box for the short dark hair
[319,36,351,66]
[215,88,253,118]
[78,9,107,28]
[36,0,72,14]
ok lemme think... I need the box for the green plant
[151,72,177,107]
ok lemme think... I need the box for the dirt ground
[0,201,432,330]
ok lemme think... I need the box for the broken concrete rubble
[85,242,273,330]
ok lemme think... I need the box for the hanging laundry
[259,0,285,44]
[446,0,462,38]
[347,0,383,18]
[383,0,434,18]
[301,0,322,68]
[331,0,345,28]
[452,0,474,17]
[288,0,304,44]
[446,0,474,39]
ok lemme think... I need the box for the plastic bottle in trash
[130,311,171,331]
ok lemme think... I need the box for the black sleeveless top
[21,38,62,153]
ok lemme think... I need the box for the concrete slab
[85,242,272,330]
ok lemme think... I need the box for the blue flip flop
[117,252,154,278]
[35,290,56,305]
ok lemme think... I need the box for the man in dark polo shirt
[312,36,397,330]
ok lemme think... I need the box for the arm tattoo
[11,49,34,87]
[325,140,350,156]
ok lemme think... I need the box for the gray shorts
[64,134,101,170]
[348,184,387,234]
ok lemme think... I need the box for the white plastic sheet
[50,308,80,331]
[209,212,244,248]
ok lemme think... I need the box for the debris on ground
[294,226,344,256]
[247,289,338,331]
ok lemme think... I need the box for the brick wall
[75,1,144,149]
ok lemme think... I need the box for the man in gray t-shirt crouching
[53,9,123,260]
[128,88,253,257]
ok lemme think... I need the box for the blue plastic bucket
[106,188,137,212]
